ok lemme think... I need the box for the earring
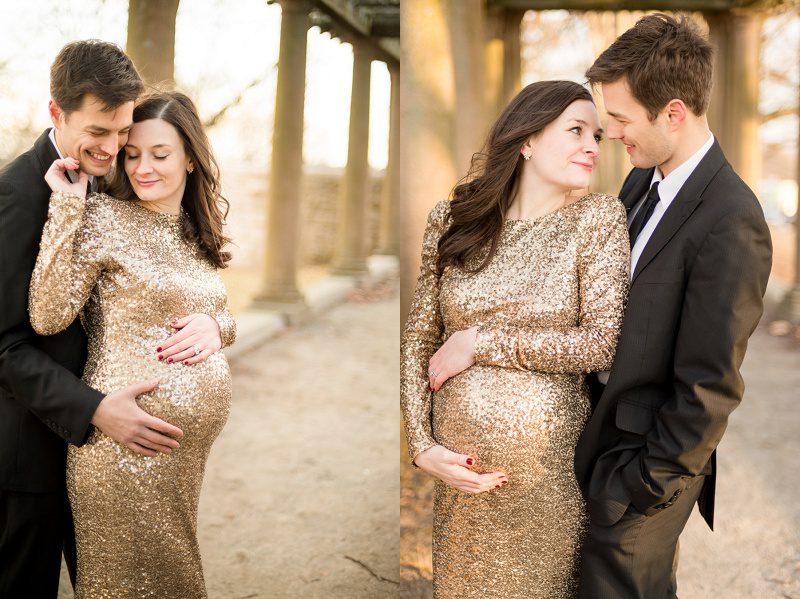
[522,152,531,161]
[187,166,194,173]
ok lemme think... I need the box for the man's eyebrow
[606,110,628,120]
[86,125,133,133]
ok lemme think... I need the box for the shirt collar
[649,133,715,208]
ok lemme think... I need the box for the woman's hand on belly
[156,313,222,365]
[414,444,508,494]
[429,326,477,391]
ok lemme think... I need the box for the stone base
[777,285,800,324]
[329,258,369,277]
[250,289,309,326]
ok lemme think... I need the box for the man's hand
[91,379,183,457]
[157,314,222,365]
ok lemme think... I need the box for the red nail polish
[156,347,162,352]
[158,355,163,360]
[501,480,508,485]
[167,358,173,363]
[466,458,474,465]
[183,361,188,365]
[495,485,500,488]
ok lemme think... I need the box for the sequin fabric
[401,194,629,598]
[29,191,235,599]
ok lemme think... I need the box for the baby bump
[85,351,232,449]
[431,366,590,479]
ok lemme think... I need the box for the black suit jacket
[0,129,103,493]
[574,140,772,530]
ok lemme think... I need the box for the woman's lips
[136,179,159,187]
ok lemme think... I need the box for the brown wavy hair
[437,80,593,273]
[107,90,232,268]
[586,13,713,120]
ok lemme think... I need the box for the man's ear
[665,99,688,131]
[48,99,64,130]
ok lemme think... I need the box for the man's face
[49,94,134,177]
[600,79,673,170]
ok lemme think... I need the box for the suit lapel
[33,129,60,176]
[619,168,654,213]
[631,140,728,283]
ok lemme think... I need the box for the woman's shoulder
[574,192,627,225]
[424,199,453,231]
[83,193,138,232]
[86,192,134,214]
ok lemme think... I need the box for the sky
[0,0,391,170]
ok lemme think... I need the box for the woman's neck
[135,198,181,216]
[506,169,570,221]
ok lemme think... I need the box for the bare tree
[126,0,181,85]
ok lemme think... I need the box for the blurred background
[401,2,799,598]
[1,1,400,597]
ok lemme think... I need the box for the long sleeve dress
[401,193,629,598]
[29,191,236,599]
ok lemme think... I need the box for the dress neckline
[504,194,587,225]
[130,199,183,225]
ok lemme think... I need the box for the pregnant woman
[29,91,235,598]
[401,81,629,598]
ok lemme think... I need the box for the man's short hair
[586,13,713,120]
[50,39,143,115]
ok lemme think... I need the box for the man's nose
[606,122,623,140]
[99,134,119,157]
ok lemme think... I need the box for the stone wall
[220,165,385,270]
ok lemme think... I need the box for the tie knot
[648,181,660,199]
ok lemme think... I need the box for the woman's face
[124,118,192,210]
[525,99,603,191]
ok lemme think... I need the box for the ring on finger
[429,370,438,379]
[192,344,202,356]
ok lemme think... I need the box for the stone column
[707,10,763,192]
[586,11,638,195]
[401,0,457,322]
[376,64,400,256]
[448,0,487,175]
[704,11,730,154]
[331,38,372,274]
[485,7,523,119]
[781,78,800,323]
[501,9,523,109]
[252,0,309,311]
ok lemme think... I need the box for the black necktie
[628,181,660,248]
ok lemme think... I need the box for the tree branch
[202,65,277,129]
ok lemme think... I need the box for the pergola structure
[401,0,798,321]
[255,0,400,316]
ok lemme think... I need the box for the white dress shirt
[597,133,715,385]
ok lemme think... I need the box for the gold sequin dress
[29,192,236,599]
[401,194,629,598]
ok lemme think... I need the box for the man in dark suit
[0,41,188,597]
[575,14,773,598]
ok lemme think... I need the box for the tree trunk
[126,0,180,86]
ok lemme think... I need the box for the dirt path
[59,282,400,599]
[400,323,800,598]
